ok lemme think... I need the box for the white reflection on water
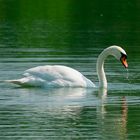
[97,88,128,140]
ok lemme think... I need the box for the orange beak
[120,56,128,68]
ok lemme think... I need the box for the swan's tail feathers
[1,79,23,85]
[1,78,41,87]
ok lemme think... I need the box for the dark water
[0,0,140,139]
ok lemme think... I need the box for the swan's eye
[121,52,127,59]
[120,53,128,68]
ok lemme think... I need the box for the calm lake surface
[0,0,140,139]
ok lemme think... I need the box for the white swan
[5,45,128,88]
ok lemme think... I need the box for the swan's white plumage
[8,65,95,88]
[4,45,127,88]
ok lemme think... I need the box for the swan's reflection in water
[5,87,127,139]
[97,88,128,139]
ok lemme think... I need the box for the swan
[4,45,128,88]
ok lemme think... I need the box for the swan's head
[107,45,128,68]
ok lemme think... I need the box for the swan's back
[10,65,95,88]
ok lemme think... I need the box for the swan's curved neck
[96,48,110,88]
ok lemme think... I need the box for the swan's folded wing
[23,65,84,83]
[22,65,95,87]
[23,65,62,82]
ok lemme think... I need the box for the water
[0,0,140,139]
